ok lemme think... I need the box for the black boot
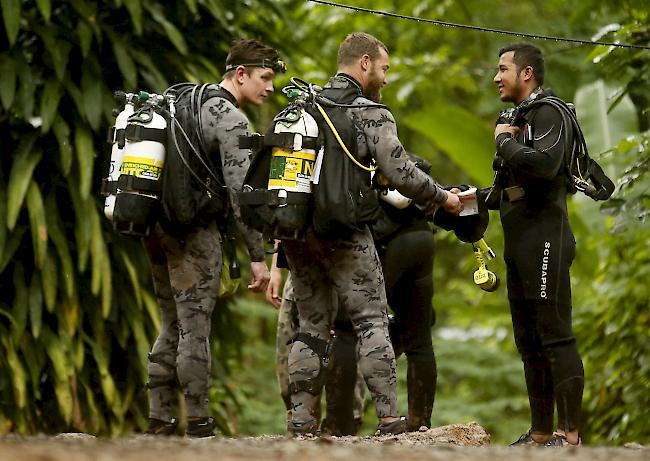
[406,358,437,431]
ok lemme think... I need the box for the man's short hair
[337,32,389,67]
[224,39,282,76]
[499,42,545,86]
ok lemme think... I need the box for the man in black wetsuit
[493,42,583,447]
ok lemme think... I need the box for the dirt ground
[0,423,647,461]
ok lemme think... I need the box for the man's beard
[366,87,382,103]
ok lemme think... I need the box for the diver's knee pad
[288,333,332,395]
[147,352,178,389]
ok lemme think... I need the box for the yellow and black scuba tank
[113,92,167,236]
[238,93,322,241]
[238,77,383,240]
[101,91,167,236]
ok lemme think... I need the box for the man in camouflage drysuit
[143,39,283,437]
[282,32,462,435]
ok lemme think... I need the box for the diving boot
[375,417,407,436]
[145,417,178,436]
[186,416,217,438]
[406,358,436,432]
[287,416,319,436]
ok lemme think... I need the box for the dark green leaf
[6,135,42,230]
[74,124,95,200]
[112,39,138,89]
[0,0,20,47]
[25,180,48,268]
[77,20,93,57]
[29,272,43,339]
[39,78,62,133]
[0,54,16,109]
[52,118,74,175]
[36,0,51,22]
[123,0,143,35]
[145,3,188,55]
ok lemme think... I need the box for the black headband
[224,59,287,74]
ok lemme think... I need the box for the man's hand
[495,124,520,139]
[248,261,270,293]
[265,267,283,308]
[441,190,463,215]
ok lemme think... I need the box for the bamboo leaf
[29,272,43,339]
[101,254,112,318]
[112,39,138,90]
[80,68,103,130]
[6,135,41,230]
[34,26,71,81]
[145,3,188,55]
[129,49,168,91]
[36,0,51,22]
[0,184,6,264]
[12,261,28,344]
[67,184,91,272]
[45,193,75,297]
[16,56,35,119]
[41,247,58,312]
[42,330,73,423]
[0,54,16,109]
[87,337,117,408]
[0,225,26,274]
[89,209,105,295]
[77,20,93,57]
[52,118,73,175]
[0,0,20,47]
[26,180,48,268]
[184,0,198,14]
[61,290,80,337]
[39,78,62,133]
[74,124,94,200]
[142,290,161,331]
[5,344,27,409]
[119,249,142,312]
[123,0,142,35]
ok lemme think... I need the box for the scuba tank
[103,91,137,221]
[112,91,169,236]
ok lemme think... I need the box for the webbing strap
[238,132,321,151]
[238,189,311,206]
[125,123,166,143]
[288,333,331,395]
[117,174,162,193]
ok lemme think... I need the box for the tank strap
[117,174,163,193]
[238,189,311,207]
[125,123,167,144]
[238,132,321,151]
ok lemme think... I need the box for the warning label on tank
[121,156,164,180]
[268,149,316,193]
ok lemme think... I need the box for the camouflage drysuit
[275,273,366,430]
[283,74,449,425]
[144,85,265,421]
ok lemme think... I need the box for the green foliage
[0,0,289,435]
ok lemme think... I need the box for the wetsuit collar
[216,84,240,108]
[334,73,363,94]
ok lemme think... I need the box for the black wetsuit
[495,91,584,434]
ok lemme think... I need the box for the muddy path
[1,423,647,461]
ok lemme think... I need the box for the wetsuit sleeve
[201,97,266,262]
[361,106,448,204]
[495,104,567,181]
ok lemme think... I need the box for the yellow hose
[315,103,378,172]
